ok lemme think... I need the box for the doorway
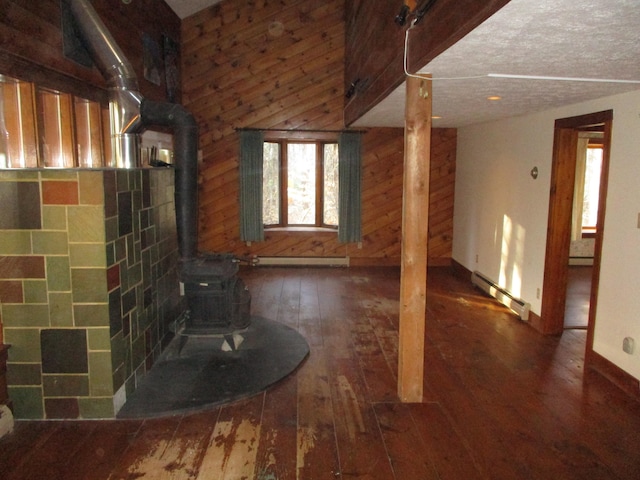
[565,127,604,329]
[540,110,612,354]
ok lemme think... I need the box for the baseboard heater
[569,256,594,266]
[256,256,350,267]
[471,271,530,321]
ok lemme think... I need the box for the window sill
[265,226,338,233]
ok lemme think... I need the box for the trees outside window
[262,140,338,228]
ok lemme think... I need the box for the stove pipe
[68,0,199,261]
[67,0,143,169]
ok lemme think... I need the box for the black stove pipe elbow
[140,99,199,261]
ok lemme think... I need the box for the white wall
[453,89,640,379]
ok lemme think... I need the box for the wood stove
[180,253,251,335]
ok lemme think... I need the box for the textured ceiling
[353,0,640,128]
[165,0,640,128]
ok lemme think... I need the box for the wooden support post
[398,75,432,402]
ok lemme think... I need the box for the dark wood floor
[2,266,640,479]
[564,265,592,329]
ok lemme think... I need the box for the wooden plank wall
[0,0,180,104]
[344,0,510,125]
[182,0,456,266]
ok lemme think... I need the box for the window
[0,74,106,169]
[581,145,603,236]
[262,140,339,228]
[239,129,361,243]
[0,76,38,168]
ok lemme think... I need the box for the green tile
[114,237,126,262]
[116,170,129,193]
[89,351,113,397]
[23,280,48,303]
[105,216,119,243]
[105,242,115,266]
[78,171,104,206]
[87,327,111,351]
[131,334,145,371]
[73,303,109,327]
[41,205,67,230]
[137,308,150,331]
[127,263,142,288]
[70,243,106,268]
[8,386,44,419]
[46,256,71,291]
[71,268,108,303]
[78,396,114,419]
[112,364,126,393]
[110,331,126,371]
[42,374,89,397]
[3,328,41,362]
[2,304,50,327]
[48,292,73,327]
[133,190,142,214]
[133,170,142,190]
[7,363,41,385]
[126,235,135,266]
[32,231,68,255]
[0,231,32,255]
[40,170,77,180]
[0,170,39,181]
[67,205,105,243]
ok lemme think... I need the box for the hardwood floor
[564,265,592,329]
[2,266,640,479]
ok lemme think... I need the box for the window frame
[581,143,603,238]
[1,73,107,169]
[262,133,339,230]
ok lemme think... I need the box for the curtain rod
[236,127,367,134]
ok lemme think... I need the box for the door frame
[540,110,612,351]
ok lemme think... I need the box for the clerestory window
[0,74,107,169]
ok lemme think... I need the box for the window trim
[580,143,603,236]
[263,137,339,230]
[1,73,107,169]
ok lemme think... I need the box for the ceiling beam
[344,0,510,126]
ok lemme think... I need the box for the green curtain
[338,131,363,243]
[239,130,264,242]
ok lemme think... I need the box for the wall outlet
[536,288,541,299]
[623,336,635,355]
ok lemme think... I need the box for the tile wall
[0,168,184,419]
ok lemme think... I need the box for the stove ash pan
[180,254,251,335]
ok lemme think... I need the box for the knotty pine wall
[182,0,456,266]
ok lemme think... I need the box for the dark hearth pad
[117,316,309,418]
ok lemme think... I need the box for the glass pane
[0,75,38,168]
[74,97,104,168]
[263,142,280,225]
[582,147,603,228]
[323,143,339,226]
[287,143,316,225]
[38,88,75,168]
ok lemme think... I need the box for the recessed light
[432,115,442,120]
[487,95,502,101]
